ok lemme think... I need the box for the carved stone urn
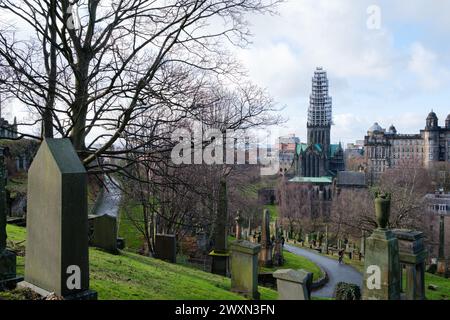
[374,192,391,230]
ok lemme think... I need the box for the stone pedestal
[155,234,177,263]
[273,269,312,300]
[22,139,96,299]
[362,229,401,300]
[393,229,427,300]
[0,249,19,289]
[230,241,261,299]
[88,214,118,254]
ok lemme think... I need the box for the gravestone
[362,193,400,300]
[437,215,448,276]
[322,225,329,255]
[155,234,177,263]
[88,214,118,254]
[272,220,284,266]
[393,229,427,300]
[361,230,367,257]
[230,240,261,299]
[19,139,97,299]
[259,209,273,267]
[273,269,312,300]
[209,180,229,276]
[0,148,18,288]
[235,211,243,241]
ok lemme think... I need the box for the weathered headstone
[273,269,312,300]
[209,180,229,276]
[88,214,118,254]
[155,234,177,263]
[362,193,400,300]
[235,211,243,241]
[0,148,18,288]
[259,209,273,267]
[322,225,329,255]
[272,219,284,266]
[393,229,427,300]
[230,240,261,299]
[437,215,448,276]
[19,139,97,299]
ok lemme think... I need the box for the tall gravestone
[273,269,312,300]
[393,229,427,300]
[235,211,243,241]
[230,240,261,299]
[362,193,400,300]
[0,148,18,288]
[20,139,97,299]
[259,209,273,267]
[209,180,229,276]
[437,215,448,276]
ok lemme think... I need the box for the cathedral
[292,67,345,178]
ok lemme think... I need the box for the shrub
[334,282,361,300]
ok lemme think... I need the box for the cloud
[408,42,449,90]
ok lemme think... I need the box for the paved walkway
[95,176,122,217]
[284,244,363,298]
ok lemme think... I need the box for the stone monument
[437,214,448,276]
[209,180,229,276]
[19,139,97,299]
[88,214,118,254]
[259,209,273,267]
[362,192,400,300]
[155,234,177,263]
[273,269,312,300]
[235,211,243,241]
[392,229,427,300]
[230,240,261,299]
[0,148,19,289]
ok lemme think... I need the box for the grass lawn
[3,224,278,300]
[260,250,324,281]
[118,204,146,253]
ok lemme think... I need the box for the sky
[233,0,450,145]
[1,0,450,147]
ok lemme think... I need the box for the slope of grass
[260,250,323,281]
[118,204,145,253]
[4,224,278,300]
[424,273,450,300]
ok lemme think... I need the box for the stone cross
[20,139,97,299]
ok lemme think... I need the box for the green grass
[118,204,146,253]
[260,250,323,281]
[4,224,278,300]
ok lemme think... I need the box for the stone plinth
[259,209,273,267]
[393,229,427,300]
[155,234,177,263]
[230,241,261,299]
[88,214,118,254]
[0,249,16,280]
[362,229,401,300]
[22,139,95,299]
[273,269,312,300]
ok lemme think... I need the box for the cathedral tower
[307,67,332,154]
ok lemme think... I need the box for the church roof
[337,171,366,187]
[329,144,342,158]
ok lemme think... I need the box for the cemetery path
[284,244,363,298]
[95,176,122,217]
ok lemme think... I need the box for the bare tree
[0,0,281,166]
